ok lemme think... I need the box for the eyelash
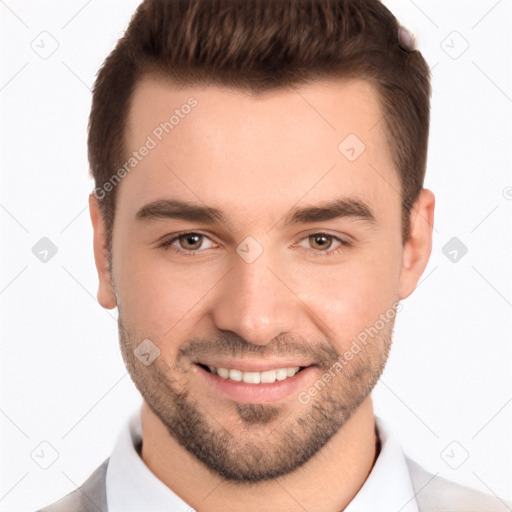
[158,231,352,258]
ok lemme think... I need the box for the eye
[159,232,216,256]
[158,231,352,258]
[295,232,352,257]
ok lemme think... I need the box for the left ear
[398,188,435,300]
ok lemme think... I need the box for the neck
[141,396,378,512]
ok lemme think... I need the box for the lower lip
[196,364,317,403]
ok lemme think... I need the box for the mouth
[198,363,306,384]
[195,362,316,403]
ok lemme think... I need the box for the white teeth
[208,366,301,383]
[275,368,288,381]
[228,369,243,382]
[217,367,229,378]
[286,367,297,377]
[243,371,260,384]
[260,369,276,383]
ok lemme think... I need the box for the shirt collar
[106,404,192,512]
[344,415,419,512]
[106,406,418,512]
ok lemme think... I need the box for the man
[36,0,511,510]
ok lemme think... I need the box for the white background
[1,1,511,510]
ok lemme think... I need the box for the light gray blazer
[36,456,511,511]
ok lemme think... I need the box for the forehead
[118,75,399,228]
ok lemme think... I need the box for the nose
[210,249,300,346]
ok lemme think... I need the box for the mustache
[178,331,339,366]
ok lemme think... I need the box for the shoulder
[34,458,110,512]
[406,456,512,512]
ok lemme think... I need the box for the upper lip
[197,359,314,372]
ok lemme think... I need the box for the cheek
[114,247,220,334]
[290,247,401,349]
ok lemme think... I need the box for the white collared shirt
[106,404,419,512]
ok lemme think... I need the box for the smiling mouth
[198,364,307,384]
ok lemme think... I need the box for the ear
[398,188,435,300]
[89,193,117,309]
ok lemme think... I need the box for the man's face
[100,77,413,481]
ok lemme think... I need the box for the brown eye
[178,233,204,250]
[308,234,333,250]
[295,232,351,258]
[159,232,216,255]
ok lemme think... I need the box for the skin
[90,76,435,511]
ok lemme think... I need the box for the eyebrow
[135,197,377,227]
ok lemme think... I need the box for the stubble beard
[118,311,393,482]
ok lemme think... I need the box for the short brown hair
[88,0,431,263]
